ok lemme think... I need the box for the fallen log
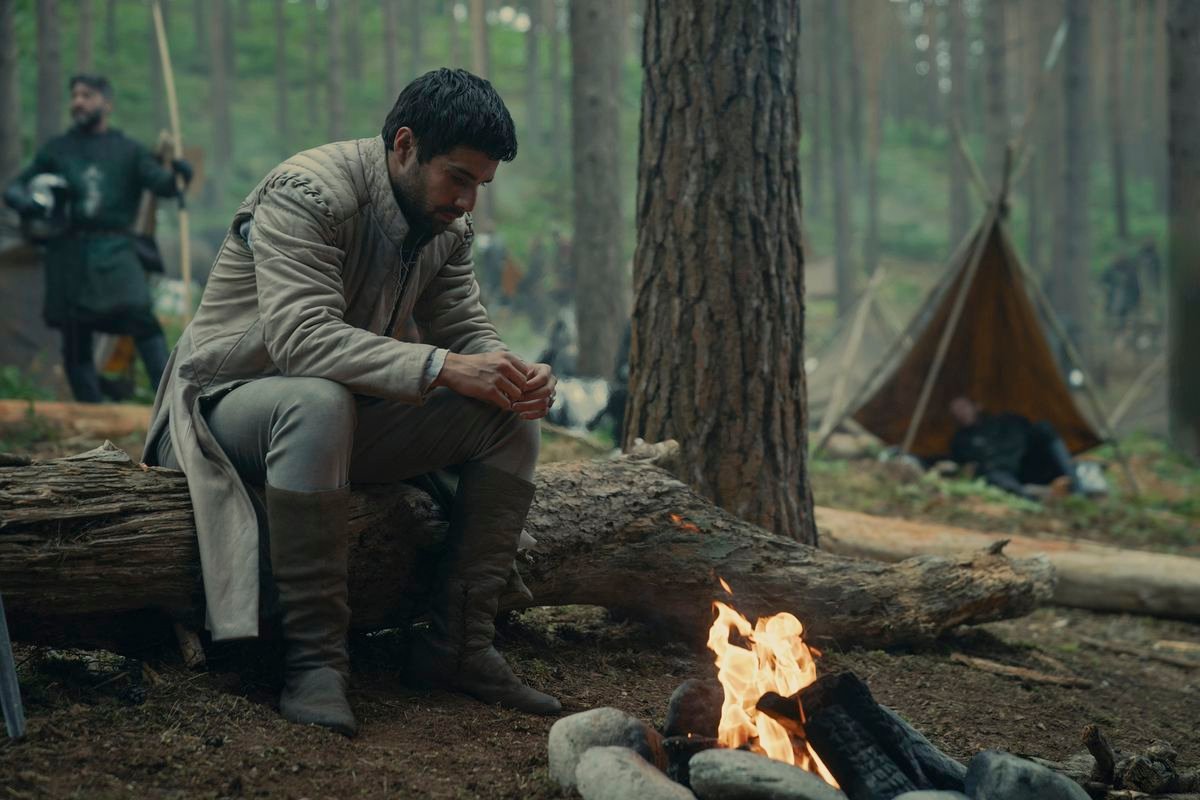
[816,507,1200,621]
[0,399,151,439]
[0,442,1053,652]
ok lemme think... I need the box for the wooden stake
[151,0,192,324]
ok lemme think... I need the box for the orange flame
[706,583,838,786]
[669,513,701,533]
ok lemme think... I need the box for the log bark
[0,443,1053,653]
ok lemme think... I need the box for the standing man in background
[3,74,191,402]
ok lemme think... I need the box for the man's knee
[277,378,356,443]
[484,413,540,481]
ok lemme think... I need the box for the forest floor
[1,424,1198,799]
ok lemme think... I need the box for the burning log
[0,442,1054,652]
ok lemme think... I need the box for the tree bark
[0,0,21,189]
[0,444,1054,653]
[192,0,208,69]
[327,0,347,141]
[626,0,815,544]
[948,0,970,246]
[983,0,1007,190]
[274,0,289,156]
[1167,0,1200,460]
[1106,0,1130,241]
[1052,0,1092,364]
[36,0,63,147]
[802,0,823,220]
[409,0,422,80]
[859,1,885,277]
[209,0,233,197]
[467,0,492,225]
[346,0,363,81]
[544,0,563,173]
[524,0,540,148]
[824,0,853,318]
[77,0,94,72]
[383,0,399,101]
[569,0,625,380]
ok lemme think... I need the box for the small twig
[950,653,1092,688]
[1079,636,1200,670]
[986,539,1011,556]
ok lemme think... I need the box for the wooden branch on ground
[0,400,152,439]
[0,442,1054,653]
[816,507,1200,621]
[948,653,1093,688]
[1077,635,1200,670]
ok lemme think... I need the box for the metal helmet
[21,173,72,242]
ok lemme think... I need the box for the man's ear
[392,127,417,166]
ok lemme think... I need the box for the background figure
[2,74,190,402]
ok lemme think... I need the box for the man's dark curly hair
[69,74,114,99]
[381,68,517,164]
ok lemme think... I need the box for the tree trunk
[77,0,94,71]
[447,0,461,67]
[948,0,970,246]
[824,0,853,318]
[1167,0,1200,460]
[346,0,363,81]
[209,0,233,196]
[0,444,1054,653]
[1053,0,1092,363]
[1153,0,1169,213]
[569,0,625,380]
[409,0,422,79]
[846,4,864,185]
[802,0,823,220]
[105,0,117,60]
[148,3,166,132]
[860,0,885,276]
[328,0,347,141]
[524,0,541,148]
[274,0,289,156]
[383,0,399,100]
[1106,0,1130,241]
[921,0,939,130]
[0,0,20,189]
[36,0,63,147]
[192,0,208,69]
[983,0,1007,189]
[626,0,815,544]
[307,0,322,132]
[544,0,563,173]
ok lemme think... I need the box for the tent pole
[812,227,978,456]
[899,205,998,455]
[816,267,886,445]
[1107,353,1166,431]
[997,224,1143,496]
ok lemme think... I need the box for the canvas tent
[808,269,903,440]
[819,204,1106,462]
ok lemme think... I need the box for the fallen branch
[0,442,1054,653]
[948,653,1092,688]
[1078,636,1200,670]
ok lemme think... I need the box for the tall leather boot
[406,462,561,716]
[266,484,358,737]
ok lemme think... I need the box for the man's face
[69,83,110,131]
[949,397,979,427]
[388,130,499,237]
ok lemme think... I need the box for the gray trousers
[157,376,540,492]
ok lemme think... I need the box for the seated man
[948,397,1081,500]
[144,69,560,738]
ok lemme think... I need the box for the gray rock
[893,793,970,800]
[966,751,1091,800]
[548,707,667,789]
[663,679,724,738]
[575,747,697,800]
[688,748,848,800]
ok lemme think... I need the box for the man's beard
[390,170,444,240]
[72,107,103,132]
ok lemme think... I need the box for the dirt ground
[2,427,1198,799]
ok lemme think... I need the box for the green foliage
[0,365,55,401]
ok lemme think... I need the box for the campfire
[546,577,1200,800]
[706,577,838,786]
